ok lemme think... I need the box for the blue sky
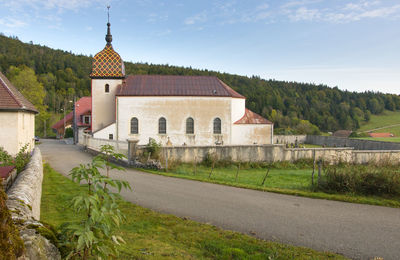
[0,0,399,94]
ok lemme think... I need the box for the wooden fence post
[261,169,270,186]
[235,163,240,182]
[194,156,197,175]
[318,160,322,187]
[312,150,316,186]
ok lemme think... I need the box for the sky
[0,0,399,94]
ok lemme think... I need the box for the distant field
[359,110,400,135]
[353,137,400,143]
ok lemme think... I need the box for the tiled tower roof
[90,21,125,79]
[90,44,125,79]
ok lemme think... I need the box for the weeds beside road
[144,161,400,208]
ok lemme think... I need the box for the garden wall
[306,135,400,150]
[159,145,354,163]
[83,136,400,165]
[6,148,61,259]
[274,135,307,144]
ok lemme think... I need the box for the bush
[0,179,25,258]
[64,128,73,138]
[320,164,400,196]
[0,147,13,165]
[0,145,30,173]
[144,138,161,160]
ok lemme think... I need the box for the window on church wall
[186,117,194,134]
[159,117,166,134]
[130,117,138,134]
[105,84,110,93]
[213,118,221,134]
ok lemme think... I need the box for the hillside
[359,110,400,136]
[1,33,400,135]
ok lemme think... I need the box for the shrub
[0,179,25,258]
[0,145,31,173]
[144,138,161,160]
[320,164,400,196]
[64,128,74,138]
[14,144,30,173]
[0,147,13,165]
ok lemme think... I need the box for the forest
[1,34,399,136]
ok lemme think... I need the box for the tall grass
[320,164,400,196]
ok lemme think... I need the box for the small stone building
[0,72,37,155]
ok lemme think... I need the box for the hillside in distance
[1,33,399,133]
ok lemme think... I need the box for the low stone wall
[158,145,355,164]
[274,135,307,144]
[83,135,128,157]
[84,135,400,165]
[306,135,400,150]
[7,148,43,220]
[6,148,61,260]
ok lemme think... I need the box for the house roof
[368,133,394,138]
[332,130,352,138]
[116,75,245,98]
[234,108,272,124]
[0,71,38,113]
[51,97,92,130]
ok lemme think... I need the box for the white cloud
[184,11,208,25]
[0,17,27,28]
[289,7,321,21]
[281,0,400,23]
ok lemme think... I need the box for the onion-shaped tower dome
[90,22,125,79]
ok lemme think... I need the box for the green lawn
[144,164,400,208]
[359,110,400,135]
[41,163,346,259]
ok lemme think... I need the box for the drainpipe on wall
[271,124,274,144]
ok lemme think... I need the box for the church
[90,21,273,146]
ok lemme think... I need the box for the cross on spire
[105,5,112,45]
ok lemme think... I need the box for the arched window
[213,118,221,134]
[130,117,138,134]
[105,84,110,93]
[159,117,166,134]
[186,117,194,134]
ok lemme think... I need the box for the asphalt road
[39,139,400,260]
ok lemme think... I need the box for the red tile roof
[333,130,352,138]
[51,97,92,130]
[0,71,38,113]
[368,133,394,138]
[0,166,15,179]
[234,108,272,124]
[117,75,245,98]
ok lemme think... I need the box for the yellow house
[0,72,37,155]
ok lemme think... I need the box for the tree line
[1,34,399,136]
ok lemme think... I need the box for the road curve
[39,139,400,260]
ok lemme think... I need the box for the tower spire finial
[105,5,112,45]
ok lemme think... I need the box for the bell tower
[90,6,125,133]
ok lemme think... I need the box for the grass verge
[41,163,346,259]
[142,164,400,208]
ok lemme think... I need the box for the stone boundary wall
[83,134,128,156]
[274,135,307,144]
[83,135,400,165]
[6,148,61,259]
[159,145,356,164]
[306,135,400,150]
[7,147,43,220]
